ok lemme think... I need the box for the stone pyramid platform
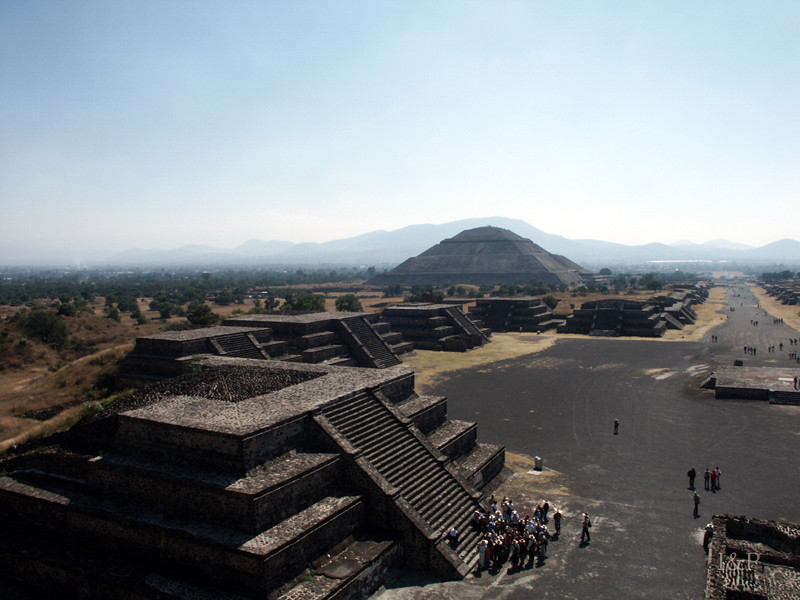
[0,358,504,599]
[120,312,414,387]
[381,304,490,351]
[468,297,565,332]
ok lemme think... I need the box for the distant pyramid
[370,226,590,286]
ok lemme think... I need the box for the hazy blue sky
[1,1,798,252]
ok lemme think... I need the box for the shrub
[542,295,558,310]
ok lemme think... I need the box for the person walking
[613,419,619,435]
[688,467,696,490]
[553,509,562,535]
[581,513,591,543]
[693,492,700,518]
[710,468,717,491]
[714,467,721,490]
[704,468,710,491]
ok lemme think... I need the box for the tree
[214,290,235,305]
[383,284,403,297]
[21,308,68,350]
[57,302,77,317]
[641,273,664,291]
[106,307,121,322]
[186,304,220,326]
[335,294,363,312]
[599,268,612,275]
[281,292,326,312]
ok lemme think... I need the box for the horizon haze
[2,3,799,255]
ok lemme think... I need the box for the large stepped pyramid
[0,357,504,599]
[369,226,590,287]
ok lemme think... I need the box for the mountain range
[1,217,799,268]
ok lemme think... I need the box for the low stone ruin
[557,299,670,337]
[467,297,564,332]
[558,285,708,338]
[381,304,491,351]
[764,282,800,305]
[700,366,800,405]
[0,358,504,600]
[705,514,800,599]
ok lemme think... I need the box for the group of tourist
[688,466,722,492]
[743,345,758,356]
[468,496,569,571]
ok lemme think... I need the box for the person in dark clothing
[581,513,591,543]
[688,467,696,489]
[693,492,700,518]
[553,509,562,535]
[704,468,710,491]
[613,419,619,435]
[703,523,714,552]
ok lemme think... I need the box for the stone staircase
[661,312,685,330]
[212,332,268,360]
[444,306,490,345]
[320,392,485,572]
[338,316,402,369]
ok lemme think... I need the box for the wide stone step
[302,344,349,363]
[389,341,415,355]
[452,442,505,491]
[395,395,447,433]
[275,533,399,600]
[380,331,402,344]
[0,524,252,600]
[89,450,343,532]
[296,332,337,350]
[428,420,477,461]
[0,476,364,596]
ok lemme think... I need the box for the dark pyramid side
[370,226,591,286]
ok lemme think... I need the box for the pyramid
[371,226,590,287]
